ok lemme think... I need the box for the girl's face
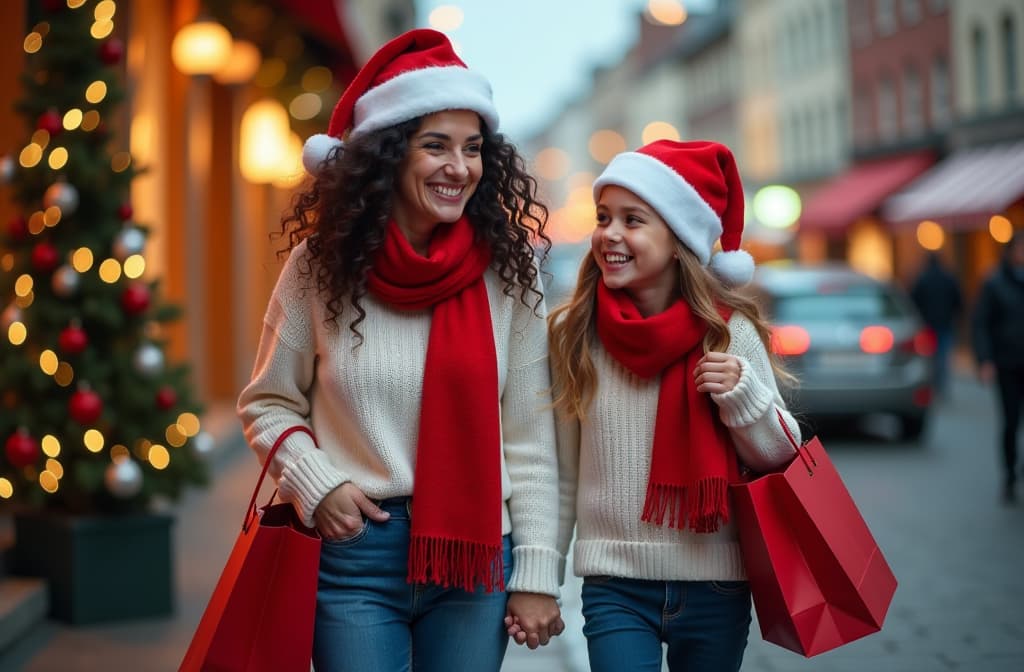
[392,109,483,252]
[592,185,679,312]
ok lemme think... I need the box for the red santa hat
[302,28,499,174]
[592,139,755,286]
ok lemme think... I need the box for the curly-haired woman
[236,29,563,672]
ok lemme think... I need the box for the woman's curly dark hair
[276,115,551,341]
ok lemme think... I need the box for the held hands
[504,593,564,649]
[694,351,742,394]
[313,482,390,540]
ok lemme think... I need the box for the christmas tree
[0,0,208,515]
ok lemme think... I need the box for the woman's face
[592,185,679,312]
[392,109,483,250]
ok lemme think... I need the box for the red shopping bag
[730,412,897,657]
[180,426,321,672]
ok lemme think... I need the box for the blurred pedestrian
[973,234,1024,504]
[543,140,799,672]
[237,29,563,671]
[910,252,963,396]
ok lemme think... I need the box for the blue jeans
[581,575,752,672]
[312,498,513,672]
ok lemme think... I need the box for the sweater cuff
[711,356,774,427]
[278,448,349,528]
[507,545,563,597]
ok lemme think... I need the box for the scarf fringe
[408,535,505,593]
[641,477,730,533]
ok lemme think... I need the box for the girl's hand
[313,482,390,540]
[695,351,742,394]
[504,593,565,648]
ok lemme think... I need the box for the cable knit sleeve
[236,244,349,527]
[501,273,562,597]
[711,313,800,472]
[553,404,579,584]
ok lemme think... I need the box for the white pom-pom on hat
[302,134,343,175]
[709,249,755,286]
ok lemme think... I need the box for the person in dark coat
[973,234,1024,504]
[911,253,963,395]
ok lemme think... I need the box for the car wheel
[900,414,927,440]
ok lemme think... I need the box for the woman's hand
[695,351,742,394]
[313,482,390,540]
[504,593,564,649]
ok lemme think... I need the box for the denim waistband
[376,497,412,518]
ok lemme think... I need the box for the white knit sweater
[555,312,800,582]
[237,240,562,597]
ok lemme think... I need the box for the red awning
[799,152,934,233]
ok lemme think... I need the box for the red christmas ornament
[6,216,28,242]
[98,38,124,65]
[121,283,151,315]
[58,323,89,355]
[37,109,62,136]
[31,241,60,272]
[117,203,133,221]
[69,388,103,425]
[4,430,39,468]
[155,386,178,411]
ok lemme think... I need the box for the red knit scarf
[595,282,738,533]
[366,217,503,591]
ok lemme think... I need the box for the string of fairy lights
[0,0,211,503]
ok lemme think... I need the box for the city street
[9,370,1024,671]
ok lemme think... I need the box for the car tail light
[859,325,894,354]
[771,325,810,356]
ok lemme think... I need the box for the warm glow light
[989,215,1013,243]
[31,130,50,147]
[645,0,687,25]
[1,254,12,272]
[24,32,43,54]
[535,147,570,181]
[54,362,74,386]
[99,258,122,282]
[39,471,59,493]
[44,207,61,227]
[860,325,895,354]
[771,325,811,356]
[429,5,465,31]
[166,424,187,447]
[63,108,83,130]
[15,275,33,297]
[178,412,201,436]
[84,429,105,452]
[68,0,87,8]
[916,220,945,251]
[8,322,27,346]
[48,147,68,170]
[641,121,680,144]
[272,132,307,189]
[289,92,322,121]
[0,478,12,499]
[40,349,59,375]
[240,99,291,184]
[213,40,261,85]
[110,444,129,461]
[20,144,43,168]
[149,444,170,470]
[28,212,45,234]
[301,66,333,92]
[14,293,33,309]
[171,19,232,75]
[46,459,64,479]
[81,110,100,131]
[72,247,95,272]
[124,254,145,278]
[85,81,108,104]
[255,58,287,88]
[42,435,61,457]
[94,0,116,20]
[753,185,802,229]
[111,151,131,172]
[90,18,114,39]
[589,129,627,164]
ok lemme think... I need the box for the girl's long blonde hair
[548,239,793,420]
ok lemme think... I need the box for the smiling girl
[548,140,799,672]
[237,30,563,672]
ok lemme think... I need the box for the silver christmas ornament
[105,458,143,498]
[192,431,215,457]
[0,155,14,184]
[112,226,146,260]
[133,343,165,376]
[43,181,79,215]
[51,264,80,297]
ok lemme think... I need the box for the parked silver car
[749,263,935,440]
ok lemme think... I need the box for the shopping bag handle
[776,408,817,475]
[243,425,318,532]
